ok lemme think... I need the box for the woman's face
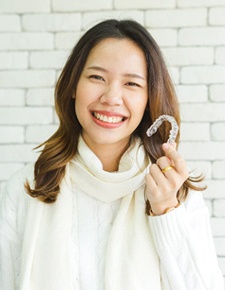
[75,38,148,150]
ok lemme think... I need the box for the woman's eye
[89,75,104,81]
[126,82,140,87]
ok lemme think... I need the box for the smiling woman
[0,19,224,290]
[75,38,148,166]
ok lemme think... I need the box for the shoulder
[0,164,35,212]
[2,164,35,195]
[0,165,35,243]
[11,162,34,180]
[5,163,34,188]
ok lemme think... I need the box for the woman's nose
[100,85,123,106]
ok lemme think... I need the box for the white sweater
[0,164,224,290]
[0,139,224,290]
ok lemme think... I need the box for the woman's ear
[72,93,75,99]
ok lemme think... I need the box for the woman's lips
[93,111,125,124]
[91,110,127,128]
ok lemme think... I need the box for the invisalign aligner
[146,115,179,144]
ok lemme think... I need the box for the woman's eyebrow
[87,66,108,72]
[123,73,146,80]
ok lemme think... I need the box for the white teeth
[93,112,123,124]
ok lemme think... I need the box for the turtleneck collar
[69,136,150,202]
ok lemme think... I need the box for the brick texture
[0,15,21,31]
[22,14,82,32]
[179,27,225,46]
[0,0,51,13]
[145,9,207,28]
[162,47,214,66]
[0,33,54,50]
[0,89,25,106]
[0,0,225,282]
[178,0,225,7]
[0,52,28,69]
[114,0,175,9]
[210,85,225,102]
[148,29,177,47]
[82,11,144,29]
[52,0,112,12]
[0,70,55,88]
[176,85,208,103]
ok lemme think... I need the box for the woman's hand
[145,142,189,215]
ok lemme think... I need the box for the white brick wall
[0,89,25,106]
[0,0,51,13]
[0,52,28,69]
[114,0,175,9]
[0,0,225,283]
[148,29,177,47]
[52,0,112,12]
[0,33,54,50]
[210,8,225,25]
[145,8,207,28]
[210,85,225,102]
[0,70,56,87]
[0,15,21,31]
[82,11,144,29]
[29,51,69,69]
[22,13,82,31]
[162,47,214,66]
[179,27,225,46]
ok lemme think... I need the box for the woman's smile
[93,112,124,124]
[92,110,127,125]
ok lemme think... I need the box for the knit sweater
[0,137,224,290]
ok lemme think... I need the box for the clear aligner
[146,115,179,144]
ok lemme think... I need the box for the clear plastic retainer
[146,114,179,144]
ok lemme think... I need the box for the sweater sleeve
[0,167,31,290]
[148,191,224,290]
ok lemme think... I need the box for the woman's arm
[0,168,30,290]
[148,191,224,290]
[0,235,21,290]
[145,143,224,289]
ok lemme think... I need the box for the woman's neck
[81,136,130,172]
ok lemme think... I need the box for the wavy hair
[25,19,205,203]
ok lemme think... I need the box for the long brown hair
[25,19,205,203]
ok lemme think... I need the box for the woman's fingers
[162,143,189,180]
[149,163,170,186]
[149,161,179,194]
[145,143,189,214]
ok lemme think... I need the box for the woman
[0,19,223,290]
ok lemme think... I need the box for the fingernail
[162,143,170,150]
